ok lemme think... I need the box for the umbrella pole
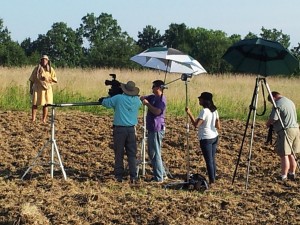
[164,74,202,191]
[185,79,190,182]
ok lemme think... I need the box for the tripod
[21,106,67,180]
[21,101,103,180]
[232,75,300,189]
[136,104,173,178]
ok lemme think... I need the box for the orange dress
[29,65,57,106]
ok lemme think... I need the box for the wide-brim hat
[198,92,213,101]
[121,81,140,96]
[40,55,49,60]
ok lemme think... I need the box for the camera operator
[100,81,142,184]
[266,91,300,181]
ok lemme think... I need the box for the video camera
[99,74,123,104]
[105,74,123,97]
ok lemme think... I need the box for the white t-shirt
[197,108,219,140]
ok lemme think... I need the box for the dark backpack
[186,173,209,191]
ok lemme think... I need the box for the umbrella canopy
[222,38,299,76]
[130,47,207,75]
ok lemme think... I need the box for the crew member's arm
[185,107,203,128]
[215,110,221,129]
[266,118,275,128]
[142,99,161,116]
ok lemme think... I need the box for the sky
[1,0,300,48]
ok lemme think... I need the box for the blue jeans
[113,126,137,180]
[147,130,165,181]
[200,136,218,183]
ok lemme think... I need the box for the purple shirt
[145,94,166,132]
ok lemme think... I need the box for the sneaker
[149,177,163,183]
[287,173,296,181]
[281,176,288,182]
[115,177,123,183]
[130,179,139,185]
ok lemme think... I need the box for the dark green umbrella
[222,38,299,76]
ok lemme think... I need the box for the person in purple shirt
[140,80,167,182]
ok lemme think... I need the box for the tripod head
[181,73,193,81]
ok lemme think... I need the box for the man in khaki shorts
[266,91,300,181]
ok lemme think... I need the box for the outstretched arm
[185,107,202,128]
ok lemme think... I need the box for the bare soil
[0,110,300,224]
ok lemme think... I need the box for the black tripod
[232,75,300,189]
[21,106,67,180]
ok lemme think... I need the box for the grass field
[0,67,299,120]
[1,67,300,224]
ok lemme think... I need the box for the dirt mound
[0,110,299,224]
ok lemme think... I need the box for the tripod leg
[245,80,260,189]
[21,140,51,180]
[163,161,173,178]
[141,137,146,176]
[232,77,260,185]
[53,140,67,180]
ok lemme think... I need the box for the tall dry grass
[0,67,299,120]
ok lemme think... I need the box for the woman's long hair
[202,99,217,112]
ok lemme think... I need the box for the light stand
[136,105,148,177]
[165,73,193,190]
[21,101,101,180]
[232,76,299,189]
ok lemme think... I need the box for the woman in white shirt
[186,92,221,184]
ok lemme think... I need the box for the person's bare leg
[288,154,297,174]
[42,105,48,123]
[32,105,37,122]
[280,155,290,178]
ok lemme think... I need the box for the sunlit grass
[0,67,299,120]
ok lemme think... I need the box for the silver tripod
[232,75,300,189]
[136,105,173,178]
[21,101,102,180]
[21,106,67,180]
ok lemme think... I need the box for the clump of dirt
[0,110,299,224]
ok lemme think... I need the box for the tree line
[1,13,299,74]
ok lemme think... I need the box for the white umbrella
[131,47,207,188]
[130,47,207,75]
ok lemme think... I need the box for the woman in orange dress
[29,55,57,123]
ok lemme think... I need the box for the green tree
[137,25,163,50]
[79,13,138,68]
[46,22,83,67]
[187,27,237,73]
[20,38,40,64]
[260,27,290,48]
[163,23,189,51]
[24,22,84,67]
[244,27,290,48]
[0,19,27,66]
[244,32,257,39]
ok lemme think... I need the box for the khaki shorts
[275,128,300,157]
